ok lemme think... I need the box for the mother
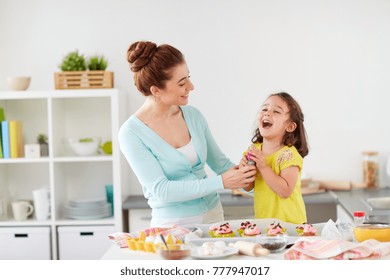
[118,41,256,227]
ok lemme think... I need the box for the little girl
[241,92,309,224]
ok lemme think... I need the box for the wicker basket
[54,71,114,89]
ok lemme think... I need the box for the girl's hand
[248,149,267,170]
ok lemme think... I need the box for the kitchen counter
[102,217,390,260]
[123,187,390,216]
[332,186,390,223]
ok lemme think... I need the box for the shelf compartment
[53,161,113,221]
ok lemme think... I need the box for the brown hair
[126,41,185,96]
[251,92,309,158]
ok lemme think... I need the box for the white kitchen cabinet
[0,226,51,260]
[0,89,125,259]
[57,225,115,259]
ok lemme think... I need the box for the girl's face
[153,63,195,106]
[258,95,296,142]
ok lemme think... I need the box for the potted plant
[59,50,87,71]
[54,50,113,90]
[87,55,108,71]
[37,134,49,157]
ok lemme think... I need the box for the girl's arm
[248,148,300,198]
[257,165,299,198]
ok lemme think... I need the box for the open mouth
[262,119,273,128]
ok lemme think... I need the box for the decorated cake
[237,221,253,236]
[208,222,235,238]
[242,224,262,237]
[295,223,318,236]
[266,222,286,236]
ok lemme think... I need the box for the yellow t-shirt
[247,143,307,224]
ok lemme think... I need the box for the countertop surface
[103,217,390,260]
[332,187,390,221]
[123,187,390,221]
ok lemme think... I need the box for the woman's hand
[221,165,257,189]
[239,155,248,168]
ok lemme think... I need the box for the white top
[176,139,198,166]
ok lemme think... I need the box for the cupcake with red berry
[208,222,235,238]
[295,223,318,236]
[266,221,287,236]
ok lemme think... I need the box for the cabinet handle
[14,234,28,238]
[80,232,94,236]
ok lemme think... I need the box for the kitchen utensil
[12,201,34,221]
[105,184,114,213]
[66,137,100,156]
[33,188,50,220]
[7,76,31,91]
[353,223,390,242]
[229,240,269,256]
[0,197,8,220]
[255,234,289,253]
[157,243,191,260]
[159,234,170,252]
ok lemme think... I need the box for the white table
[101,244,284,260]
[102,219,390,260]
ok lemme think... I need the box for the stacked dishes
[65,198,112,220]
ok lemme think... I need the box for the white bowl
[67,137,100,156]
[7,76,31,91]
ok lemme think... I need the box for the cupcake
[237,221,253,236]
[266,222,286,236]
[208,222,235,238]
[296,223,318,236]
[242,224,262,237]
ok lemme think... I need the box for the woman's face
[157,63,194,106]
[258,95,294,141]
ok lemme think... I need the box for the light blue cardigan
[118,105,234,220]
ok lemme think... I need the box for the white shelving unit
[0,89,124,259]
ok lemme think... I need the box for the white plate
[65,212,112,220]
[190,247,238,260]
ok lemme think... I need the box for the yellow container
[135,240,146,251]
[144,242,156,253]
[353,224,390,242]
[126,238,137,250]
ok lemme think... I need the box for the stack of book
[0,107,24,159]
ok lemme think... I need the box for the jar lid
[362,151,378,156]
[354,211,365,217]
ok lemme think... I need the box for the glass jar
[362,151,379,188]
[353,211,365,225]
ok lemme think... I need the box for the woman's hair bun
[127,41,157,72]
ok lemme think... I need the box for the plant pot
[54,71,114,89]
[40,143,49,157]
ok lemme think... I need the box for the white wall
[1,0,390,195]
